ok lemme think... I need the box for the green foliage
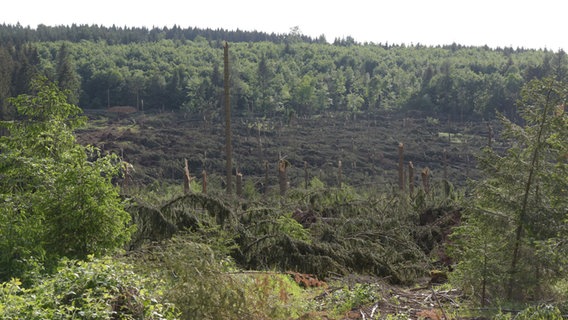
[494,305,564,320]
[450,77,568,304]
[0,26,558,119]
[318,283,382,316]
[0,77,132,281]
[308,176,326,189]
[276,213,311,243]
[0,256,178,319]
[237,186,429,283]
[132,233,311,319]
[242,273,312,319]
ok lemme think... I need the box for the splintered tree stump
[398,142,404,191]
[278,159,288,197]
[408,161,414,196]
[236,172,243,197]
[264,160,269,195]
[224,41,232,195]
[183,158,191,194]
[304,161,309,189]
[421,167,431,194]
[443,148,448,182]
[338,160,342,188]
[487,123,493,148]
[202,170,207,194]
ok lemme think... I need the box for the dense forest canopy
[1,24,567,122]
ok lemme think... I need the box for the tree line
[0,23,322,46]
[0,24,567,122]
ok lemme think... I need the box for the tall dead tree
[408,161,414,196]
[278,159,289,197]
[202,170,207,194]
[398,142,404,191]
[304,161,309,189]
[487,123,493,148]
[224,42,232,195]
[443,148,448,181]
[236,172,243,197]
[183,158,191,194]
[421,167,431,194]
[338,160,342,188]
[264,160,269,195]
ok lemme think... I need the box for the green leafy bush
[0,77,132,281]
[318,283,382,315]
[0,256,178,319]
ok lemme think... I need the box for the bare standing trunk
[183,158,191,194]
[338,160,342,188]
[304,161,309,189]
[202,170,207,194]
[278,159,288,197]
[443,148,448,182]
[398,142,404,191]
[408,161,414,196]
[236,172,243,197]
[224,42,232,195]
[264,160,269,195]
[487,123,493,148]
[421,167,430,194]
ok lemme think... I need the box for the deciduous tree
[0,77,132,281]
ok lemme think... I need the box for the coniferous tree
[12,44,40,95]
[0,46,14,124]
[56,42,81,104]
[451,77,568,304]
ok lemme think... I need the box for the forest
[0,24,567,319]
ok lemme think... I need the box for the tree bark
[224,42,232,195]
[398,142,404,191]
[183,158,191,194]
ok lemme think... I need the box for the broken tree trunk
[224,41,233,195]
[236,172,243,197]
[398,142,404,191]
[304,161,309,189]
[184,158,191,194]
[202,170,207,194]
[421,167,430,194]
[278,159,288,197]
[408,161,414,196]
[338,160,342,188]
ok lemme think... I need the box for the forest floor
[336,285,465,320]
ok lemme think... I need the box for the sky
[2,0,567,51]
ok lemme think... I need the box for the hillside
[76,109,495,194]
[2,23,564,128]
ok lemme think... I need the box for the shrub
[0,77,132,281]
[132,233,312,319]
[0,256,179,319]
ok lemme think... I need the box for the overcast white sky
[2,0,566,51]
